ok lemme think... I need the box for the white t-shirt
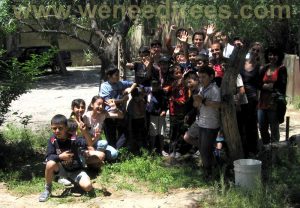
[83,111,108,136]
[196,82,221,129]
[223,43,234,58]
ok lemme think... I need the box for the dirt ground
[1,67,300,207]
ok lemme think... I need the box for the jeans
[257,109,280,144]
[238,98,259,156]
[197,127,219,168]
[103,118,127,149]
[95,140,118,161]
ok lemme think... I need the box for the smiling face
[150,44,162,57]
[173,67,183,80]
[250,45,262,58]
[92,98,105,114]
[211,43,222,60]
[188,52,198,63]
[268,53,278,65]
[186,78,199,90]
[72,103,85,118]
[193,34,204,48]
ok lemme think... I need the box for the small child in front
[39,114,93,202]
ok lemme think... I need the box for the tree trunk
[50,35,67,75]
[220,46,248,161]
[98,1,141,81]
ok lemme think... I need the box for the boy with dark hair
[183,66,221,176]
[126,46,153,87]
[146,80,168,154]
[195,54,209,71]
[99,66,137,148]
[39,114,94,202]
[126,87,148,154]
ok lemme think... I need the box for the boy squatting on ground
[39,114,94,202]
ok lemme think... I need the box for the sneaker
[58,178,72,186]
[39,190,51,202]
[192,150,201,158]
[170,152,181,159]
[162,150,169,157]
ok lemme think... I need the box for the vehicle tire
[51,65,61,73]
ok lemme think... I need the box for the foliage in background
[140,0,299,53]
[0,0,16,34]
[0,49,55,126]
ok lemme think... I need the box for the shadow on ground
[35,68,101,90]
[0,134,45,179]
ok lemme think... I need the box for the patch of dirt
[0,182,204,208]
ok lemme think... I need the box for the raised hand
[105,99,117,110]
[206,24,216,36]
[174,44,182,54]
[94,127,101,139]
[177,31,189,42]
[170,24,177,31]
[142,56,151,68]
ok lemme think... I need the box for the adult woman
[257,47,287,144]
[238,42,264,156]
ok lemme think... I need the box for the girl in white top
[83,95,123,160]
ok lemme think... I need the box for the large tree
[10,0,141,78]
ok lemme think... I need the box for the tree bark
[50,35,68,75]
[220,46,248,161]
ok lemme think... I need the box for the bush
[0,50,54,126]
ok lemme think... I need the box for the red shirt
[213,64,224,78]
[164,81,188,116]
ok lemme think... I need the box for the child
[195,54,209,72]
[67,119,87,168]
[70,99,91,145]
[39,114,94,202]
[146,80,168,154]
[164,64,189,158]
[126,87,148,154]
[126,46,153,87]
[184,71,200,126]
[83,95,122,161]
[99,66,137,148]
[69,99,105,168]
[183,66,221,176]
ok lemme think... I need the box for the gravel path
[3,66,101,130]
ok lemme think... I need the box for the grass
[199,147,300,208]
[99,150,206,193]
[1,124,300,207]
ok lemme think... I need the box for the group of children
[39,23,287,202]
